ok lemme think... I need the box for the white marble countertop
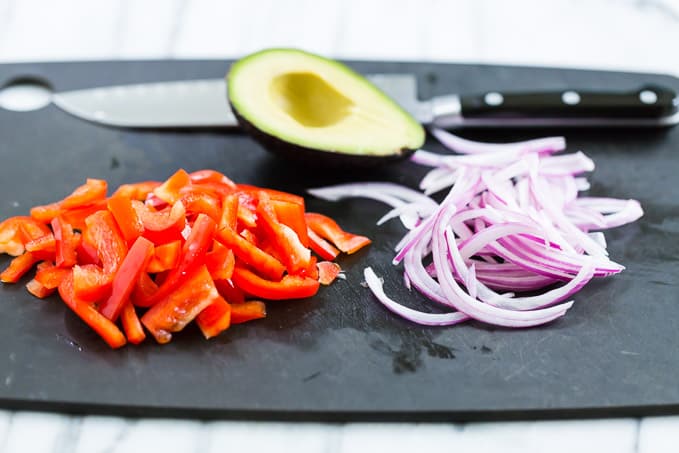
[1,0,679,451]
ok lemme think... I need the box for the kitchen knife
[51,75,679,129]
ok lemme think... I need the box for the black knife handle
[460,85,678,119]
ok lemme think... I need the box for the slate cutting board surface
[0,60,678,422]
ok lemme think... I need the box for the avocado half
[227,48,425,167]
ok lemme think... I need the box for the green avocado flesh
[227,48,425,158]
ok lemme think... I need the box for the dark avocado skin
[230,101,417,168]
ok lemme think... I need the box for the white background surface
[1,0,679,451]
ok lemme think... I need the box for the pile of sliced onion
[308,129,643,328]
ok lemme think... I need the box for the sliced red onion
[431,128,566,155]
[364,267,469,326]
[310,131,642,329]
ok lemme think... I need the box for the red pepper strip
[215,227,285,281]
[189,169,236,188]
[25,233,56,256]
[304,255,319,280]
[235,191,258,229]
[205,242,235,281]
[146,240,181,274]
[58,271,126,349]
[153,168,191,204]
[132,200,186,245]
[0,252,38,283]
[0,216,51,256]
[231,266,319,300]
[107,195,144,244]
[306,228,340,260]
[112,181,161,201]
[272,199,309,247]
[76,231,100,265]
[72,264,113,302]
[196,295,231,339]
[61,200,109,232]
[60,178,107,209]
[35,262,70,289]
[141,265,220,344]
[131,272,158,306]
[100,236,154,321]
[214,278,245,304]
[121,301,146,344]
[236,184,304,205]
[27,261,58,298]
[317,261,342,285]
[26,277,55,298]
[256,192,311,275]
[16,217,52,242]
[30,202,61,224]
[304,213,372,254]
[230,301,267,324]
[51,217,78,268]
[138,213,216,307]
[85,210,128,274]
[219,193,238,230]
[180,189,222,223]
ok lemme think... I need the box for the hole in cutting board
[0,77,53,111]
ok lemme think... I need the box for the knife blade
[52,74,679,129]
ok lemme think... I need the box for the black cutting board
[0,60,678,422]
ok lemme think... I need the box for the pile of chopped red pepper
[0,169,370,348]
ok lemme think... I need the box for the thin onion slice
[309,131,643,329]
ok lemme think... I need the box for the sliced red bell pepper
[75,230,100,265]
[0,216,51,256]
[305,212,372,254]
[99,236,154,321]
[189,169,236,188]
[84,210,128,274]
[26,277,55,298]
[317,261,342,285]
[112,181,161,201]
[137,213,216,307]
[303,255,319,280]
[26,261,58,299]
[60,178,107,209]
[72,264,112,302]
[51,216,78,268]
[146,240,181,273]
[230,301,267,324]
[205,242,235,281]
[215,226,285,281]
[141,265,220,344]
[180,189,222,223]
[0,252,39,283]
[61,200,109,232]
[58,271,126,349]
[196,295,231,339]
[219,193,239,230]
[132,200,186,245]
[107,195,144,244]
[306,228,339,260]
[35,262,70,289]
[256,192,310,275]
[214,278,245,304]
[153,168,191,204]
[25,233,56,258]
[131,271,158,306]
[121,300,146,344]
[236,184,305,205]
[235,191,258,229]
[231,266,319,300]
[30,202,61,224]
[272,199,309,247]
